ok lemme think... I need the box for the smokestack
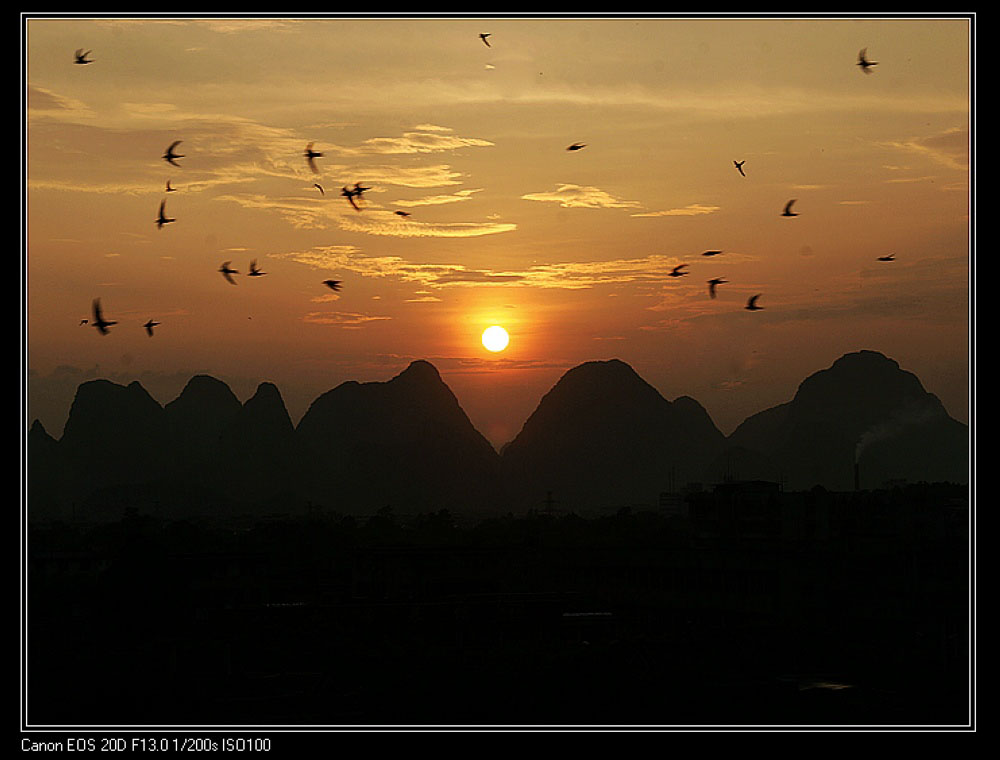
[854,461,860,491]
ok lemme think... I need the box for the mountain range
[26,350,968,521]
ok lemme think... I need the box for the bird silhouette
[352,182,371,199]
[734,160,746,177]
[701,250,723,257]
[566,142,587,151]
[156,199,175,229]
[341,186,360,211]
[90,299,116,335]
[79,319,88,326]
[745,294,764,311]
[668,264,689,278]
[857,48,878,74]
[479,33,492,47]
[782,199,799,217]
[707,278,727,299]
[74,49,93,65]
[314,183,325,195]
[304,143,323,173]
[322,279,342,292]
[219,261,239,285]
[877,253,896,262]
[143,319,160,337]
[163,141,184,167]
[248,259,266,277]
[165,179,177,192]
[394,210,411,217]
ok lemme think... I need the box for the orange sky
[24,15,972,447]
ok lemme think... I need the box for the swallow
[877,254,895,262]
[163,141,184,167]
[394,210,411,217]
[479,33,492,47]
[668,264,689,278]
[143,319,160,337]
[857,48,878,74]
[165,179,177,192]
[745,294,764,311]
[341,186,361,211]
[248,259,266,277]
[304,142,323,173]
[74,49,93,65]
[782,199,799,217]
[219,261,239,285]
[322,279,342,292]
[701,250,723,257]
[314,183,325,195]
[566,142,587,151]
[734,160,746,177]
[156,199,175,229]
[90,299,116,335]
[707,278,727,299]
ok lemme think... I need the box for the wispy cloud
[302,311,392,328]
[521,184,641,210]
[395,189,483,207]
[631,203,720,218]
[333,127,494,156]
[882,126,969,171]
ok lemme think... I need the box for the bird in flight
[857,48,878,74]
[314,183,325,195]
[566,142,587,151]
[394,210,411,217]
[163,141,184,167]
[156,200,175,229]
[248,259,266,277]
[143,319,161,337]
[701,250,723,257]
[341,186,361,211]
[707,278,727,299]
[219,261,239,285]
[782,199,799,217]
[877,253,896,262]
[74,49,93,65]
[304,143,323,173]
[734,160,746,177]
[165,179,177,192]
[479,33,492,47]
[90,299,116,335]
[668,264,689,278]
[745,294,764,311]
[322,279,343,292]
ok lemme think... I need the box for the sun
[481,325,510,352]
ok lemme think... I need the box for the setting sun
[481,325,510,352]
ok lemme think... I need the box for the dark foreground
[26,482,970,728]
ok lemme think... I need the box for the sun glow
[481,325,509,352]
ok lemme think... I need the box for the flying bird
[394,210,411,217]
[156,199,175,229]
[79,319,89,325]
[165,179,177,192]
[701,250,723,257]
[782,199,799,217]
[322,279,343,292]
[219,261,239,285]
[304,143,323,173]
[479,33,492,47]
[734,160,746,177]
[90,299,116,335]
[163,141,184,167]
[143,319,160,337]
[745,294,764,311]
[566,142,587,151]
[877,254,896,262]
[707,278,727,299]
[248,259,266,277]
[74,49,93,65]
[668,264,689,278]
[341,186,361,211]
[857,48,878,74]
[314,183,325,195]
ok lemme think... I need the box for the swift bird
[163,141,184,167]
[341,186,360,211]
[248,259,266,277]
[479,33,492,47]
[304,142,323,173]
[219,261,239,285]
[745,294,764,311]
[314,183,325,195]
[74,49,93,65]
[322,279,342,292]
[394,210,411,217]
[877,254,895,262]
[668,264,689,278]
[90,299,116,335]
[734,160,746,177]
[156,199,175,229]
[701,250,723,257]
[143,319,160,337]
[165,179,177,192]
[566,142,587,151]
[857,48,878,74]
[352,182,371,199]
[707,278,727,299]
[782,199,799,217]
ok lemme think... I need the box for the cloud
[395,189,483,207]
[330,126,494,156]
[26,85,94,119]
[521,184,641,210]
[882,126,969,171]
[631,204,720,218]
[301,311,392,328]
